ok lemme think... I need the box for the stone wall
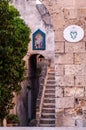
[12,0,55,126]
[42,0,86,127]
[12,0,86,127]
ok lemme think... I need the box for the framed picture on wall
[32,29,46,50]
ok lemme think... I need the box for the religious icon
[70,31,77,40]
[32,29,46,50]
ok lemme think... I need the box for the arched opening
[28,53,46,124]
[29,54,38,120]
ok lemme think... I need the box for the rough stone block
[64,107,83,118]
[56,75,74,86]
[56,108,64,113]
[55,30,64,42]
[77,8,86,18]
[56,109,64,126]
[83,118,86,127]
[56,97,74,109]
[75,119,83,127]
[64,108,76,116]
[47,32,54,51]
[55,65,64,76]
[55,87,63,98]
[52,4,61,14]
[65,65,86,76]
[74,53,86,64]
[64,87,84,97]
[52,12,65,30]
[75,97,86,108]
[65,42,85,53]
[56,112,75,127]
[62,115,75,127]
[77,1,86,8]
[56,0,76,8]
[55,53,73,64]
[83,30,86,41]
[55,41,65,53]
[75,76,86,86]
[63,8,77,19]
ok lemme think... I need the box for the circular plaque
[63,25,84,42]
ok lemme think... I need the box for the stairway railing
[37,67,49,126]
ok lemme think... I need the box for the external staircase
[38,67,56,127]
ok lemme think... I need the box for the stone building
[11,0,86,127]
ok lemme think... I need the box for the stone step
[44,94,55,98]
[42,108,55,113]
[41,114,55,118]
[48,70,55,72]
[43,102,55,107]
[39,124,55,127]
[48,67,55,71]
[43,99,55,103]
[44,95,55,97]
[42,106,55,109]
[45,88,55,91]
[40,118,55,124]
[38,67,55,127]
[40,118,55,121]
[44,92,55,96]
[48,69,55,71]
[45,86,55,89]
[47,80,55,83]
[47,76,55,81]
[44,97,55,100]
[45,90,55,93]
[48,69,55,72]
[47,81,55,84]
[42,113,55,116]
[48,73,55,76]
[49,70,55,73]
[42,107,55,111]
[46,84,56,87]
[47,73,55,79]
[47,77,55,80]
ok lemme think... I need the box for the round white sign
[63,25,84,42]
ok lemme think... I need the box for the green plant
[6,114,19,124]
[0,0,31,125]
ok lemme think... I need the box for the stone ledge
[0,127,86,130]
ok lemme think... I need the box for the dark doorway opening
[28,54,45,122]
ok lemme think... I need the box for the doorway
[28,54,45,123]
